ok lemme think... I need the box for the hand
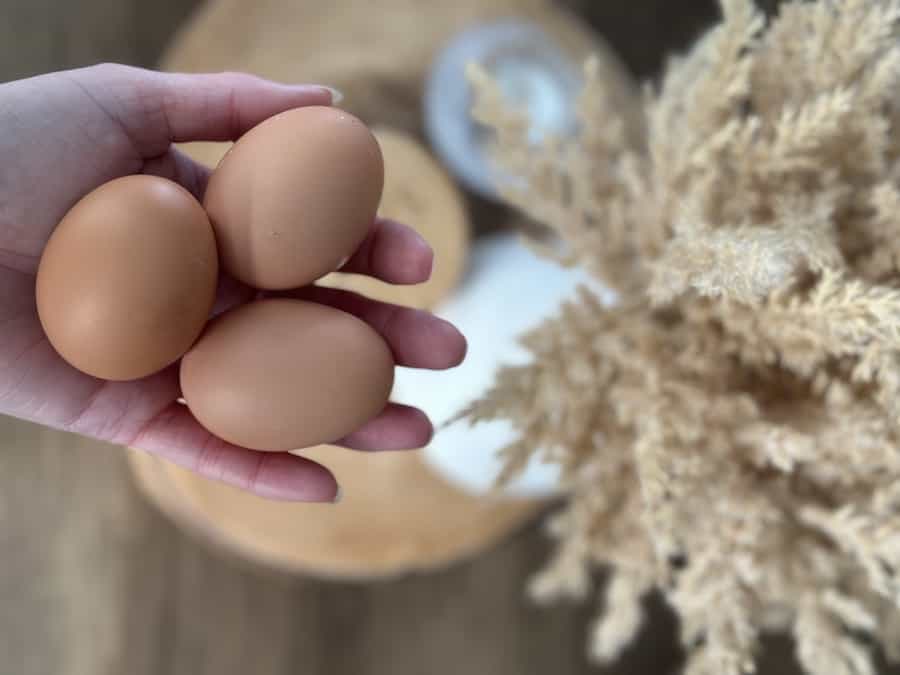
[0,63,466,502]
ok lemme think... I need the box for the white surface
[392,234,616,497]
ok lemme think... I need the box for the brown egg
[36,175,218,381]
[180,299,394,451]
[204,106,384,290]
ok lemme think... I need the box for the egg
[203,106,384,290]
[36,175,218,381]
[179,299,394,451]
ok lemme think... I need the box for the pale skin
[0,63,467,502]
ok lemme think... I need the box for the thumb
[69,63,340,158]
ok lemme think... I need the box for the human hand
[0,63,466,501]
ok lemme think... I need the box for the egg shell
[180,299,394,452]
[203,106,384,290]
[36,175,218,381]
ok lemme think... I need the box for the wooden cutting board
[127,0,617,578]
[128,120,535,576]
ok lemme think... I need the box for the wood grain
[0,0,199,81]
[0,0,866,673]
[0,413,689,675]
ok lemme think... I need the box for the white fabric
[391,233,616,497]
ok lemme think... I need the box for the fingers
[337,218,434,284]
[210,272,258,318]
[337,403,433,451]
[71,64,337,158]
[130,402,339,502]
[285,286,468,369]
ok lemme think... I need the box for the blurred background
[0,1,835,674]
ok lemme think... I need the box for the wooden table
[0,1,813,673]
[0,414,691,675]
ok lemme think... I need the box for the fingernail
[332,486,344,503]
[334,253,351,271]
[320,86,344,105]
[411,231,434,279]
[420,251,435,282]
[411,229,431,251]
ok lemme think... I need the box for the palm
[0,267,106,428]
[1,70,185,439]
[0,64,466,501]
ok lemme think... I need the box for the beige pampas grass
[465,1,900,673]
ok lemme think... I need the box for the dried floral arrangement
[465,1,900,673]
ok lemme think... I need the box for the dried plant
[465,1,900,673]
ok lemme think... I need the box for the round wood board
[129,445,542,579]
[129,0,571,579]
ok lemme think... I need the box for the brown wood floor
[0,0,861,673]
